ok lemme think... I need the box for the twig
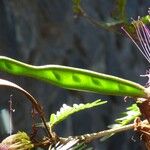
[60,120,148,144]
[0,79,52,139]
[21,89,52,139]
[75,4,125,31]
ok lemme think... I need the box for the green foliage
[0,56,147,98]
[114,104,141,126]
[50,99,107,127]
[0,132,33,150]
[72,0,82,14]
[101,104,141,141]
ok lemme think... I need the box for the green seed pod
[0,56,148,98]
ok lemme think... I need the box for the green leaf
[0,56,148,98]
[50,99,107,127]
[100,104,141,141]
[72,0,82,15]
[115,104,141,126]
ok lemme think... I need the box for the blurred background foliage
[0,0,150,149]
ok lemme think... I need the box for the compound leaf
[50,99,107,127]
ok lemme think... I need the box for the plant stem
[60,122,137,143]
[0,78,52,139]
